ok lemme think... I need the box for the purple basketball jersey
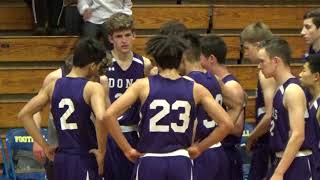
[51,77,97,153]
[105,53,144,126]
[270,77,314,152]
[221,74,244,146]
[137,75,197,153]
[187,71,223,142]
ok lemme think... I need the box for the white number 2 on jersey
[59,98,78,130]
[149,100,191,133]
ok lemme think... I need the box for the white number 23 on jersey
[149,99,191,133]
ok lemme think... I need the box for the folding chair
[6,128,48,180]
[0,130,9,180]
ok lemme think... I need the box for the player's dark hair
[260,37,292,66]
[159,20,188,37]
[73,38,106,67]
[145,35,188,69]
[200,34,227,64]
[183,32,201,63]
[304,8,320,28]
[307,54,320,74]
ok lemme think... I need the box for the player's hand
[187,143,203,159]
[83,9,92,21]
[270,171,283,180]
[89,149,105,175]
[124,148,142,162]
[33,142,46,163]
[44,145,56,161]
[246,135,257,151]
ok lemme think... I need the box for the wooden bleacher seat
[212,5,320,30]
[0,64,303,127]
[1,3,320,32]
[0,34,307,62]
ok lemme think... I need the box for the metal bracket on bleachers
[207,5,213,34]
[176,0,182,4]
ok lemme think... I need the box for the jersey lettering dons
[105,53,144,126]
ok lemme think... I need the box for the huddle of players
[18,8,320,180]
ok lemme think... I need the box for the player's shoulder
[43,68,62,87]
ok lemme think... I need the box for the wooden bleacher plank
[212,5,320,30]
[0,34,307,62]
[0,68,54,94]
[0,2,32,30]
[0,65,303,95]
[0,101,48,128]
[0,36,78,62]
[228,64,302,91]
[0,96,256,128]
[133,5,210,30]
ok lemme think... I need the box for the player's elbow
[221,116,234,134]
[18,110,27,122]
[291,130,305,146]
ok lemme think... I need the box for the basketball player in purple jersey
[240,22,277,180]
[180,32,230,180]
[103,35,233,180]
[200,34,246,180]
[299,54,320,179]
[301,8,320,59]
[103,12,152,180]
[258,37,315,180]
[18,38,108,180]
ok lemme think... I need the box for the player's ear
[108,34,114,44]
[314,72,320,82]
[208,54,218,65]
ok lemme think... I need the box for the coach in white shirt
[78,0,132,50]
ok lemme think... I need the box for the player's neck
[274,66,293,85]
[159,69,181,80]
[112,49,133,62]
[212,64,230,80]
[312,38,320,53]
[67,67,89,79]
[310,84,320,102]
[186,62,206,74]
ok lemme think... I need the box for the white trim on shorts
[142,149,190,158]
[120,125,138,132]
[275,150,312,158]
[209,142,222,148]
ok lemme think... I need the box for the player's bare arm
[85,81,107,175]
[272,84,306,177]
[103,78,147,161]
[189,83,233,159]
[143,57,153,76]
[221,81,245,136]
[247,72,276,150]
[18,81,57,160]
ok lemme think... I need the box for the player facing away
[240,22,276,180]
[301,8,320,58]
[103,12,152,180]
[299,54,320,179]
[180,32,230,180]
[103,35,233,180]
[200,34,246,180]
[258,37,316,180]
[18,38,108,180]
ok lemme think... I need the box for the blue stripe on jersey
[187,71,223,142]
[51,77,97,154]
[105,53,144,126]
[137,75,196,153]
